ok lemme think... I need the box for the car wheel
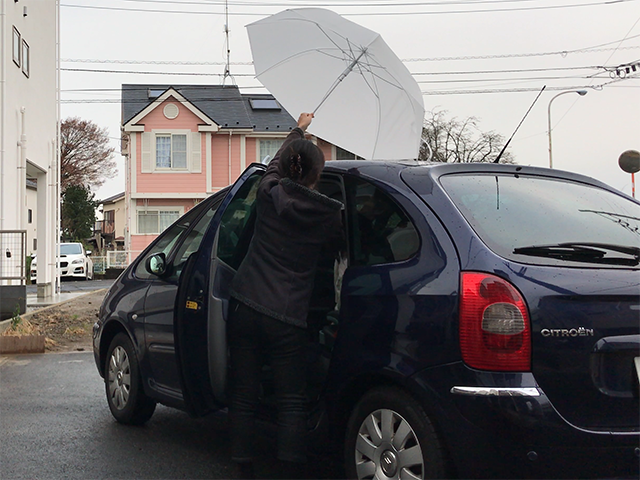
[345,387,446,480]
[105,333,156,425]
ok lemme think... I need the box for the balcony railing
[93,219,115,235]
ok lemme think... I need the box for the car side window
[346,177,419,267]
[216,172,262,270]
[135,200,212,280]
[168,196,225,281]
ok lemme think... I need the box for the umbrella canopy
[247,8,424,160]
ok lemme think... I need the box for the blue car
[93,161,640,479]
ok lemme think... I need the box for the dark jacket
[230,127,343,328]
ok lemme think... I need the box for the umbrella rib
[255,48,343,77]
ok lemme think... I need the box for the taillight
[459,272,531,371]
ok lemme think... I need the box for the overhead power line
[61,59,254,66]
[58,75,638,102]
[60,0,640,16]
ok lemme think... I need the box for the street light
[547,90,588,169]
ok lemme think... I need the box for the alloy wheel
[355,408,424,480]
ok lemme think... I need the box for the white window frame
[155,133,188,170]
[257,138,285,164]
[21,40,29,78]
[12,27,21,67]
[142,129,200,174]
[136,207,184,235]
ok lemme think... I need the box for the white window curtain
[156,136,171,168]
[138,210,180,234]
[259,139,284,163]
[138,211,159,234]
[172,135,187,169]
[159,210,180,232]
[156,134,188,169]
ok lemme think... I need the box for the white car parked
[30,242,94,282]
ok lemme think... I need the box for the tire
[344,387,446,480]
[104,333,156,425]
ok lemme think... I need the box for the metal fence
[0,230,26,283]
[92,251,142,274]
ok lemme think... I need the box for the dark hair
[279,139,325,188]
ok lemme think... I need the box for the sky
[58,0,640,202]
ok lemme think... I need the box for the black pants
[227,299,308,464]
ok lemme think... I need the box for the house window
[103,210,115,234]
[259,139,284,163]
[28,209,32,224]
[336,146,361,160]
[33,238,37,251]
[21,40,29,78]
[137,209,181,234]
[156,134,187,169]
[12,27,21,67]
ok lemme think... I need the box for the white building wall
[1,0,58,295]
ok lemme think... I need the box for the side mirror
[86,250,92,256]
[145,253,167,276]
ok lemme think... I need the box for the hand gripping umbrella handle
[313,48,367,115]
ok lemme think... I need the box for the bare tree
[419,109,514,164]
[60,117,117,191]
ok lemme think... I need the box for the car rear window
[439,173,640,267]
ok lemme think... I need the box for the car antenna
[493,85,546,164]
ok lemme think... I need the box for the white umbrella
[247,8,424,160]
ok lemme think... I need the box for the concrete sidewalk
[26,291,95,309]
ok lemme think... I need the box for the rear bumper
[412,364,639,479]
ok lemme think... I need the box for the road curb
[20,288,109,320]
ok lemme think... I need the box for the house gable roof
[100,192,125,205]
[122,87,219,131]
[121,84,297,133]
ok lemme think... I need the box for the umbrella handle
[421,138,433,162]
[313,48,367,114]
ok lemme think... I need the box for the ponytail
[280,140,325,188]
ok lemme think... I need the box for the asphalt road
[0,352,343,479]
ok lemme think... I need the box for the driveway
[0,352,342,479]
[26,279,115,295]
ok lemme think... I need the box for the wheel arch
[329,369,455,475]
[98,319,132,376]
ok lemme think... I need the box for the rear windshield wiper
[512,242,640,266]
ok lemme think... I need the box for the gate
[0,231,27,320]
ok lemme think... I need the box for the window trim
[21,40,29,78]
[12,27,21,67]
[257,138,286,164]
[149,129,193,173]
[136,206,184,235]
[155,133,188,170]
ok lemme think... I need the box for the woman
[228,113,343,478]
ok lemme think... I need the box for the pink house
[121,84,350,257]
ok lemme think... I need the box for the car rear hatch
[405,167,640,432]
[520,268,639,431]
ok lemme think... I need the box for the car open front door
[174,165,265,417]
